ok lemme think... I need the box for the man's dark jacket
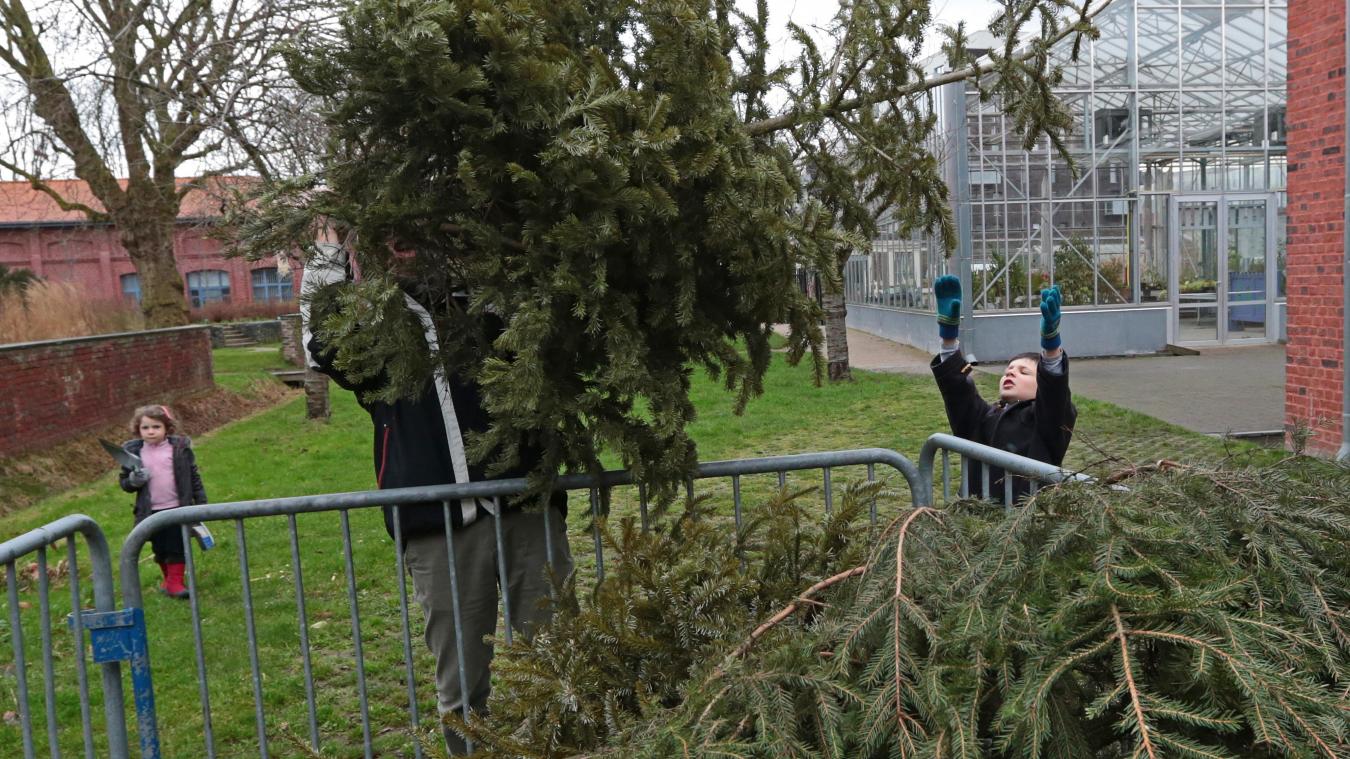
[306,296,566,544]
[930,351,1077,500]
[118,436,208,522]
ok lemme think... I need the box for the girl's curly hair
[129,404,177,438]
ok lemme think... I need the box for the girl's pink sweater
[141,440,180,511]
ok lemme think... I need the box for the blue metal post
[80,608,158,759]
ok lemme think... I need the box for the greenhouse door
[1169,194,1277,345]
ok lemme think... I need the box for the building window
[250,267,293,302]
[120,273,141,303]
[186,269,231,308]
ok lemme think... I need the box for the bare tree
[0,0,325,326]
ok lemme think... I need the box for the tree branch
[0,156,110,222]
[724,564,867,666]
[892,506,939,751]
[1112,604,1158,759]
[0,0,125,206]
[744,0,1107,137]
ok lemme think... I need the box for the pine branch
[892,507,940,754]
[1112,604,1158,759]
[723,564,867,667]
[744,0,1110,138]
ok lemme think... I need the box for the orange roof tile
[0,176,260,224]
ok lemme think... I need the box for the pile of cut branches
[462,458,1350,758]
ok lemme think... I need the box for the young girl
[118,404,208,599]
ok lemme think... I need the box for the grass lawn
[0,345,1279,758]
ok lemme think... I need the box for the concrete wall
[0,326,213,456]
[847,304,1171,363]
[845,306,945,357]
[1285,0,1347,456]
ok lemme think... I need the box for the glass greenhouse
[845,0,1287,357]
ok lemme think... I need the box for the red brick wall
[1286,0,1347,456]
[0,327,214,456]
[0,223,301,304]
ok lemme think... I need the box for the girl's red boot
[156,561,170,595]
[162,562,190,599]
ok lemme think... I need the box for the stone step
[222,338,257,347]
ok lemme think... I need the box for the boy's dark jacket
[118,436,208,521]
[306,295,566,544]
[930,351,1077,499]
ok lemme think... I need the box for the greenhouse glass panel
[1138,89,1181,151]
[1060,92,1091,153]
[1136,7,1179,88]
[1275,192,1287,298]
[1180,8,1223,86]
[1268,154,1286,191]
[1268,7,1286,83]
[1139,195,1170,303]
[1027,159,1051,200]
[1093,154,1131,200]
[1141,156,1181,192]
[1002,157,1029,201]
[1224,8,1265,87]
[1051,158,1093,198]
[1180,154,1223,192]
[1027,206,1054,309]
[1094,7,1130,88]
[1180,89,1224,151]
[1091,91,1132,152]
[1095,200,1133,305]
[1225,152,1266,192]
[1049,34,1092,89]
[1224,90,1265,148]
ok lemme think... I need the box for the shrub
[191,298,296,323]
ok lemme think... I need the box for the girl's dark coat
[117,435,208,522]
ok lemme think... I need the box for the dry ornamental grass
[0,280,144,343]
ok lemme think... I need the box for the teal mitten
[934,275,961,340]
[1039,285,1062,351]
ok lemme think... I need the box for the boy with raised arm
[929,275,1077,500]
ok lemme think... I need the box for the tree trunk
[116,206,189,328]
[822,290,851,382]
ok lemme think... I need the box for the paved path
[842,329,1286,437]
[837,329,935,374]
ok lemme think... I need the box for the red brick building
[0,177,298,310]
[1286,0,1349,457]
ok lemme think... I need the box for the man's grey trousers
[403,504,573,755]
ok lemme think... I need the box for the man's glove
[1039,285,1062,351]
[125,466,149,489]
[934,275,961,340]
[300,243,351,369]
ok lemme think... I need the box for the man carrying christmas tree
[301,244,573,755]
[930,275,1077,501]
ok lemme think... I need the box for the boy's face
[139,418,168,444]
[998,358,1039,402]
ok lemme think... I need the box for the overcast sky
[758,0,1003,62]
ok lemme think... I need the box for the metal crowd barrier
[116,448,923,759]
[917,432,1091,511]
[3,439,1085,758]
[1,514,132,759]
